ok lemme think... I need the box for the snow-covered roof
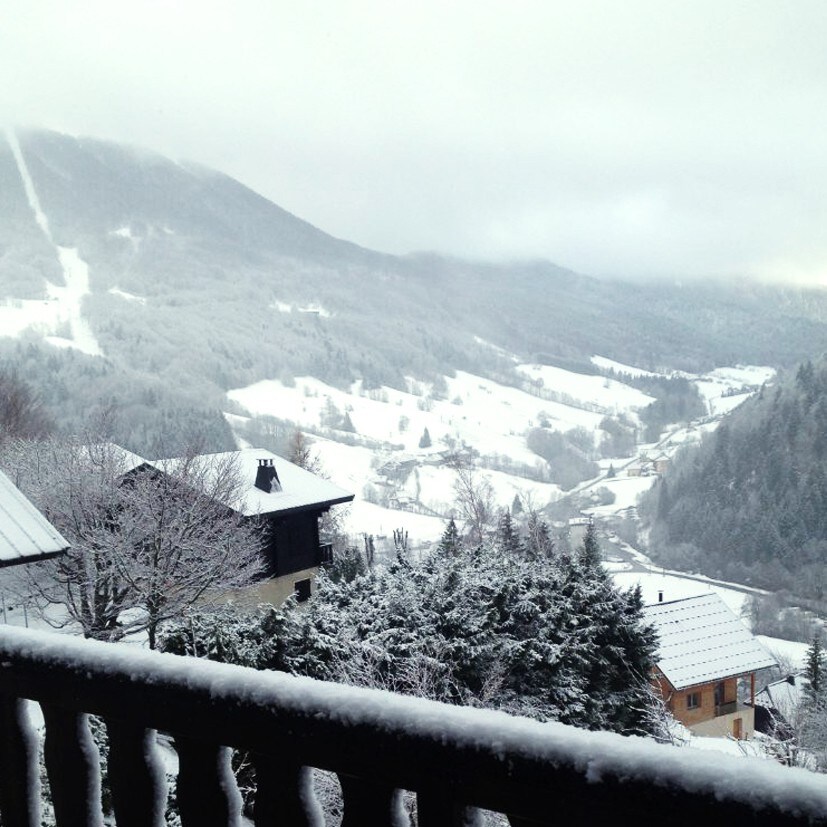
[755,675,807,720]
[149,448,354,518]
[644,593,777,690]
[0,469,70,566]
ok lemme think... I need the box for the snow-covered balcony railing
[1,628,827,827]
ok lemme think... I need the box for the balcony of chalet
[1,627,826,826]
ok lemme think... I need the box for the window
[686,692,700,710]
[294,578,312,603]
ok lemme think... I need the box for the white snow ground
[226,353,776,546]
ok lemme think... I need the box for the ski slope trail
[5,128,102,357]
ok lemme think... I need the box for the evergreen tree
[163,536,658,734]
[418,427,432,448]
[805,634,826,707]
[438,517,461,556]
[511,494,523,515]
[579,521,602,568]
[497,509,524,555]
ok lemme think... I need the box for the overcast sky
[2,1,826,283]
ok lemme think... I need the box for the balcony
[0,626,825,826]
[715,700,739,717]
[318,542,334,566]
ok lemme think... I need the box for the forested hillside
[4,128,827,456]
[642,358,827,601]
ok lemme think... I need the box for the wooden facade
[653,670,754,738]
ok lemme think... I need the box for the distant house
[644,593,777,739]
[0,468,69,567]
[753,674,807,736]
[147,448,354,605]
[627,452,670,478]
[652,453,670,474]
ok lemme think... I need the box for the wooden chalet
[644,593,777,739]
[0,468,69,568]
[148,448,354,604]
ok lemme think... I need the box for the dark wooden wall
[256,509,322,577]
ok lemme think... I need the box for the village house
[644,592,777,739]
[146,447,354,605]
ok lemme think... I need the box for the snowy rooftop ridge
[644,593,777,690]
[149,447,354,517]
[0,469,69,566]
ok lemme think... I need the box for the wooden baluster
[0,695,40,827]
[417,789,480,827]
[252,755,322,826]
[175,738,242,827]
[338,775,407,827]
[41,704,103,827]
[106,719,167,827]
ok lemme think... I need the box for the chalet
[148,448,354,605]
[644,593,777,739]
[0,468,69,568]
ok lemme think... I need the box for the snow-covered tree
[496,509,524,555]
[579,520,602,568]
[805,634,826,708]
[438,518,461,556]
[525,511,555,559]
[3,439,264,648]
[448,453,495,546]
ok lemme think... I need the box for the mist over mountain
[2,127,827,457]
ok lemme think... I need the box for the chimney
[254,458,280,493]
[658,590,664,603]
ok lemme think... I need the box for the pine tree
[579,521,602,568]
[438,518,461,556]
[511,494,523,515]
[497,509,524,555]
[805,634,825,707]
[418,427,432,448]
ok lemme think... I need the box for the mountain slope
[2,127,827,457]
[641,358,827,601]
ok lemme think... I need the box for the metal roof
[149,448,354,517]
[644,593,777,690]
[0,468,69,566]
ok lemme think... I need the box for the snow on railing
[0,626,826,826]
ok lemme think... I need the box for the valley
[225,354,775,553]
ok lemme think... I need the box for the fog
[2,1,826,282]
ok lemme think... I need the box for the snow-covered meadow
[227,353,774,546]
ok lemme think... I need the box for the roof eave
[664,666,777,692]
[244,493,355,519]
[0,546,70,568]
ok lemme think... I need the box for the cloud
[1,1,826,282]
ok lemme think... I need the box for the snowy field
[2,129,103,356]
[226,353,777,549]
[516,362,654,414]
